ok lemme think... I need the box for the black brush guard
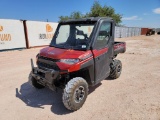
[31,59,59,91]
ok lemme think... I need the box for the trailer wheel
[109,59,122,79]
[63,77,88,111]
[28,72,45,89]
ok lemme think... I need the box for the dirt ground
[0,35,160,120]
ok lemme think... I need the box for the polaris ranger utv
[29,17,126,111]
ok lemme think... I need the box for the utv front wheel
[63,77,88,111]
[109,59,122,79]
[28,72,45,89]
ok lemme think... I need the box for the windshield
[50,22,96,50]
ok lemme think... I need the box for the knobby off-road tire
[109,59,122,79]
[28,72,45,89]
[63,77,89,111]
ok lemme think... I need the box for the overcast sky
[0,0,160,28]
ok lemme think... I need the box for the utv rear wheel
[28,72,45,89]
[63,77,88,111]
[109,59,122,79]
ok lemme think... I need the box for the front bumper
[31,59,60,91]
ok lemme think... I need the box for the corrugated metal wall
[115,27,141,38]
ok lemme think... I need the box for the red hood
[40,47,92,60]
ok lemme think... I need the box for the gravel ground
[0,35,160,120]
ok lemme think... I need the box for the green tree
[59,11,83,21]
[59,16,70,21]
[70,12,83,19]
[59,1,122,24]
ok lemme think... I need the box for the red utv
[29,17,126,111]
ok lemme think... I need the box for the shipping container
[0,19,26,51]
[25,21,58,48]
[141,28,149,35]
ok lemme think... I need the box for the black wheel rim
[74,86,85,103]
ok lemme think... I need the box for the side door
[92,20,114,84]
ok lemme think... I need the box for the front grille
[37,61,59,70]
[39,56,59,62]
[37,56,59,70]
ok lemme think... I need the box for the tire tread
[109,59,122,79]
[63,77,88,111]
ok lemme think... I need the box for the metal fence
[115,27,141,38]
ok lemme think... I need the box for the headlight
[60,59,79,65]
